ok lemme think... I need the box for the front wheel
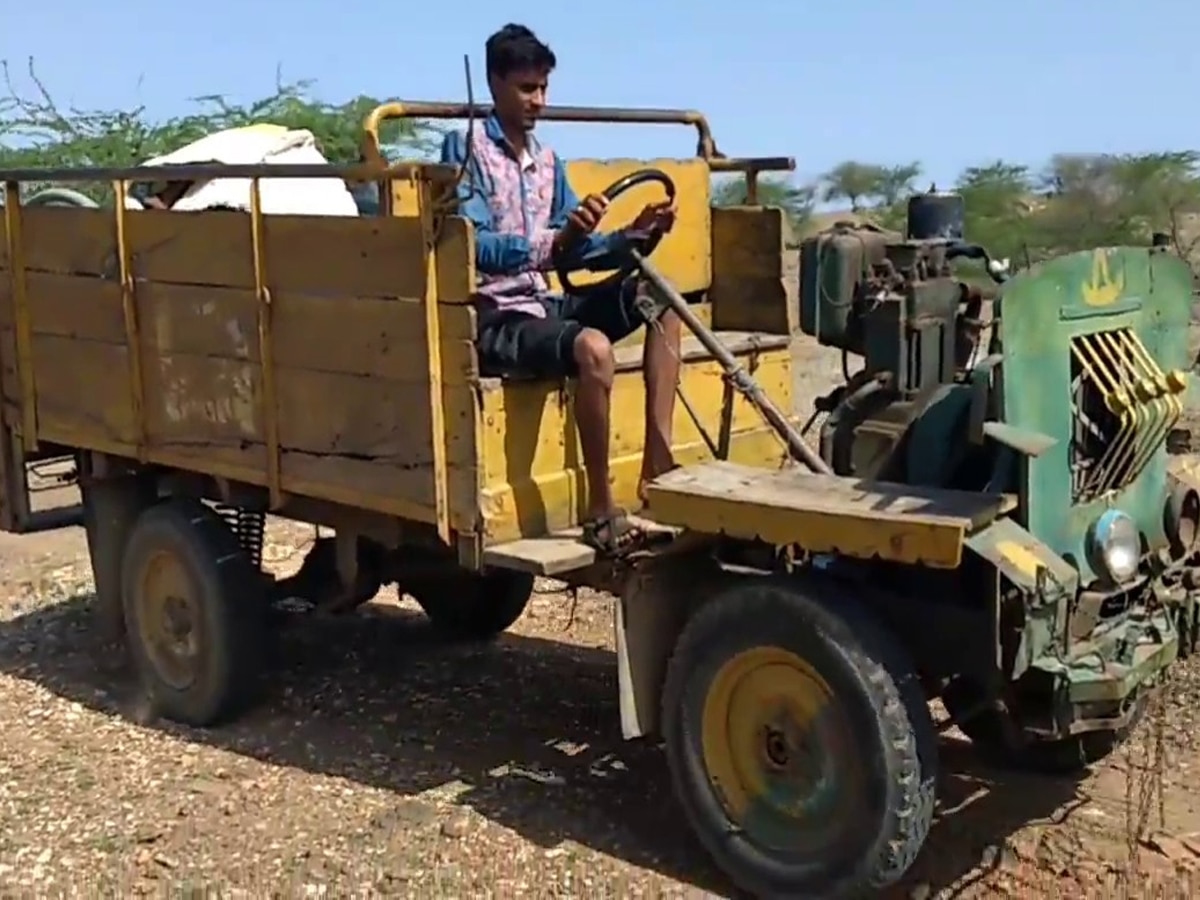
[661,576,938,899]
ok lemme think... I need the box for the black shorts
[476,279,646,378]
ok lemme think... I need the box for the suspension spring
[214,504,267,569]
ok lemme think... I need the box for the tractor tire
[408,566,534,641]
[121,499,267,727]
[661,575,938,899]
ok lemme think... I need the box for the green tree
[711,174,816,231]
[0,58,440,196]
[875,162,922,207]
[821,161,887,212]
[954,161,1035,264]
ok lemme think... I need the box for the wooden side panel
[18,206,428,296]
[710,206,798,335]
[0,206,482,531]
[478,341,793,543]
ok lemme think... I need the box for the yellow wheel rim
[701,646,861,853]
[135,549,201,691]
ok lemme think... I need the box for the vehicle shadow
[0,592,1094,897]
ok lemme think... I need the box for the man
[441,24,683,557]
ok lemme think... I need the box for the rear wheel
[121,499,266,727]
[662,576,937,899]
[407,566,534,640]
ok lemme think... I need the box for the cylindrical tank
[907,191,965,241]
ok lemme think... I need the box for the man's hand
[554,193,609,252]
[629,199,677,236]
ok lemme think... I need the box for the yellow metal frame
[3,181,37,452]
[248,180,284,508]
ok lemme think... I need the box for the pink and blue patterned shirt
[440,114,630,317]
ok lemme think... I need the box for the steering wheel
[555,168,677,295]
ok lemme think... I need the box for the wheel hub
[701,646,862,854]
[136,550,201,692]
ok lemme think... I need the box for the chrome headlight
[1088,510,1141,584]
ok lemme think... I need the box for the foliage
[0,58,441,197]
[6,56,1200,280]
[711,175,815,232]
[718,150,1200,281]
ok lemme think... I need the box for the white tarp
[138,123,360,216]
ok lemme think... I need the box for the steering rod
[628,248,833,476]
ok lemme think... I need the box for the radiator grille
[1068,327,1187,504]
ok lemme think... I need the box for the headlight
[1088,510,1141,584]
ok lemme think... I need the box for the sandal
[581,508,649,559]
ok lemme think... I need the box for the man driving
[441,23,683,558]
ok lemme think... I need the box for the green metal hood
[996,247,1193,583]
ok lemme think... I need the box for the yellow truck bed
[0,181,800,563]
[1,205,455,526]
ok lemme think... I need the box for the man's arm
[440,130,542,276]
[546,153,631,273]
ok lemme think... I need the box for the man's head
[486,24,556,133]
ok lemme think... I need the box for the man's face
[490,67,550,131]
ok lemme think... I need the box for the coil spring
[214,504,267,570]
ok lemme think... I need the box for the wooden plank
[643,460,1017,569]
[434,216,476,303]
[710,206,798,335]
[25,333,452,516]
[476,328,790,389]
[0,273,478,384]
[612,330,789,372]
[18,207,428,298]
[482,515,677,576]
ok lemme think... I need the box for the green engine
[798,192,1002,484]
[798,193,1200,766]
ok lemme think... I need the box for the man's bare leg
[639,308,682,502]
[573,328,617,520]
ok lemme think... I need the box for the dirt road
[2,514,1200,898]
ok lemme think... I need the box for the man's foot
[581,508,649,559]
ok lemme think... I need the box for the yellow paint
[396,157,714,296]
[548,158,712,295]
[482,425,789,544]
[1081,248,1125,308]
[645,480,966,569]
[701,646,836,824]
[709,206,796,334]
[478,346,792,542]
[995,539,1044,580]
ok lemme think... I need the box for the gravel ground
[5,520,1200,899]
[2,335,1200,897]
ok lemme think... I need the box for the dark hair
[485,24,556,79]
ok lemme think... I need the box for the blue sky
[2,0,1198,190]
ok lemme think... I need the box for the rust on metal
[363,100,719,160]
[0,161,458,187]
[112,179,147,460]
[417,178,451,544]
[2,181,37,451]
[360,101,795,177]
[249,178,284,510]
